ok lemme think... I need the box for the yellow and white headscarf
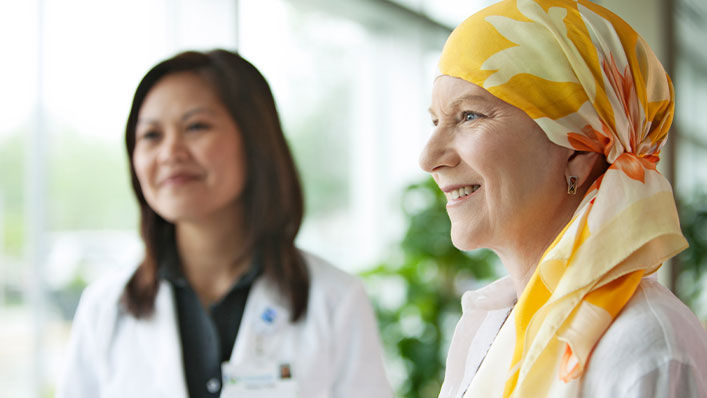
[439,0,688,396]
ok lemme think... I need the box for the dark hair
[122,49,309,321]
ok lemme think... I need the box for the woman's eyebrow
[181,107,213,121]
[448,94,488,110]
[136,118,159,126]
[430,94,488,117]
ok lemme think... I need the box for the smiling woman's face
[132,71,247,223]
[420,75,571,252]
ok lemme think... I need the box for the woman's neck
[495,247,545,300]
[175,206,250,307]
[494,197,582,299]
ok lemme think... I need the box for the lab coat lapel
[230,277,292,364]
[136,282,189,398]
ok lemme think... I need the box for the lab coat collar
[229,276,292,364]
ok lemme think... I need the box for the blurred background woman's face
[421,75,570,252]
[132,72,247,224]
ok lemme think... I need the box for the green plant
[676,191,707,319]
[362,177,497,398]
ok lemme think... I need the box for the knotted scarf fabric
[438,0,688,396]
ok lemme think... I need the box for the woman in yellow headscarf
[419,0,707,396]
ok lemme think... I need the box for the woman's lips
[444,184,481,206]
[161,173,201,186]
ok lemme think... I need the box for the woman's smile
[159,171,203,187]
[443,184,481,207]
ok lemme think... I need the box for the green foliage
[676,191,707,316]
[362,177,497,398]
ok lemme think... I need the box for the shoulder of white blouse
[461,275,516,313]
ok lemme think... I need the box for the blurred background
[0,0,705,397]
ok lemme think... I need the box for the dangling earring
[567,176,578,195]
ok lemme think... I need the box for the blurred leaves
[362,177,497,398]
[676,191,707,316]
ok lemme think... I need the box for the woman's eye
[462,111,483,122]
[187,121,210,132]
[431,119,439,127]
[140,130,161,141]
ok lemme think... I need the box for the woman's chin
[153,206,205,224]
[450,231,483,252]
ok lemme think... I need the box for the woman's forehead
[430,76,498,112]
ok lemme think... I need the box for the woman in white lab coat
[57,49,393,398]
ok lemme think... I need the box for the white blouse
[439,275,707,398]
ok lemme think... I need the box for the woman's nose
[419,129,456,173]
[159,131,189,163]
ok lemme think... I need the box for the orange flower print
[567,53,661,184]
[568,124,613,157]
[559,344,581,383]
[610,152,658,183]
[602,52,642,153]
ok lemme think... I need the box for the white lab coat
[57,251,393,398]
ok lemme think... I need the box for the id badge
[220,362,297,398]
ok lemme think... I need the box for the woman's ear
[565,151,606,193]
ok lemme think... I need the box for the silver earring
[567,176,578,195]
